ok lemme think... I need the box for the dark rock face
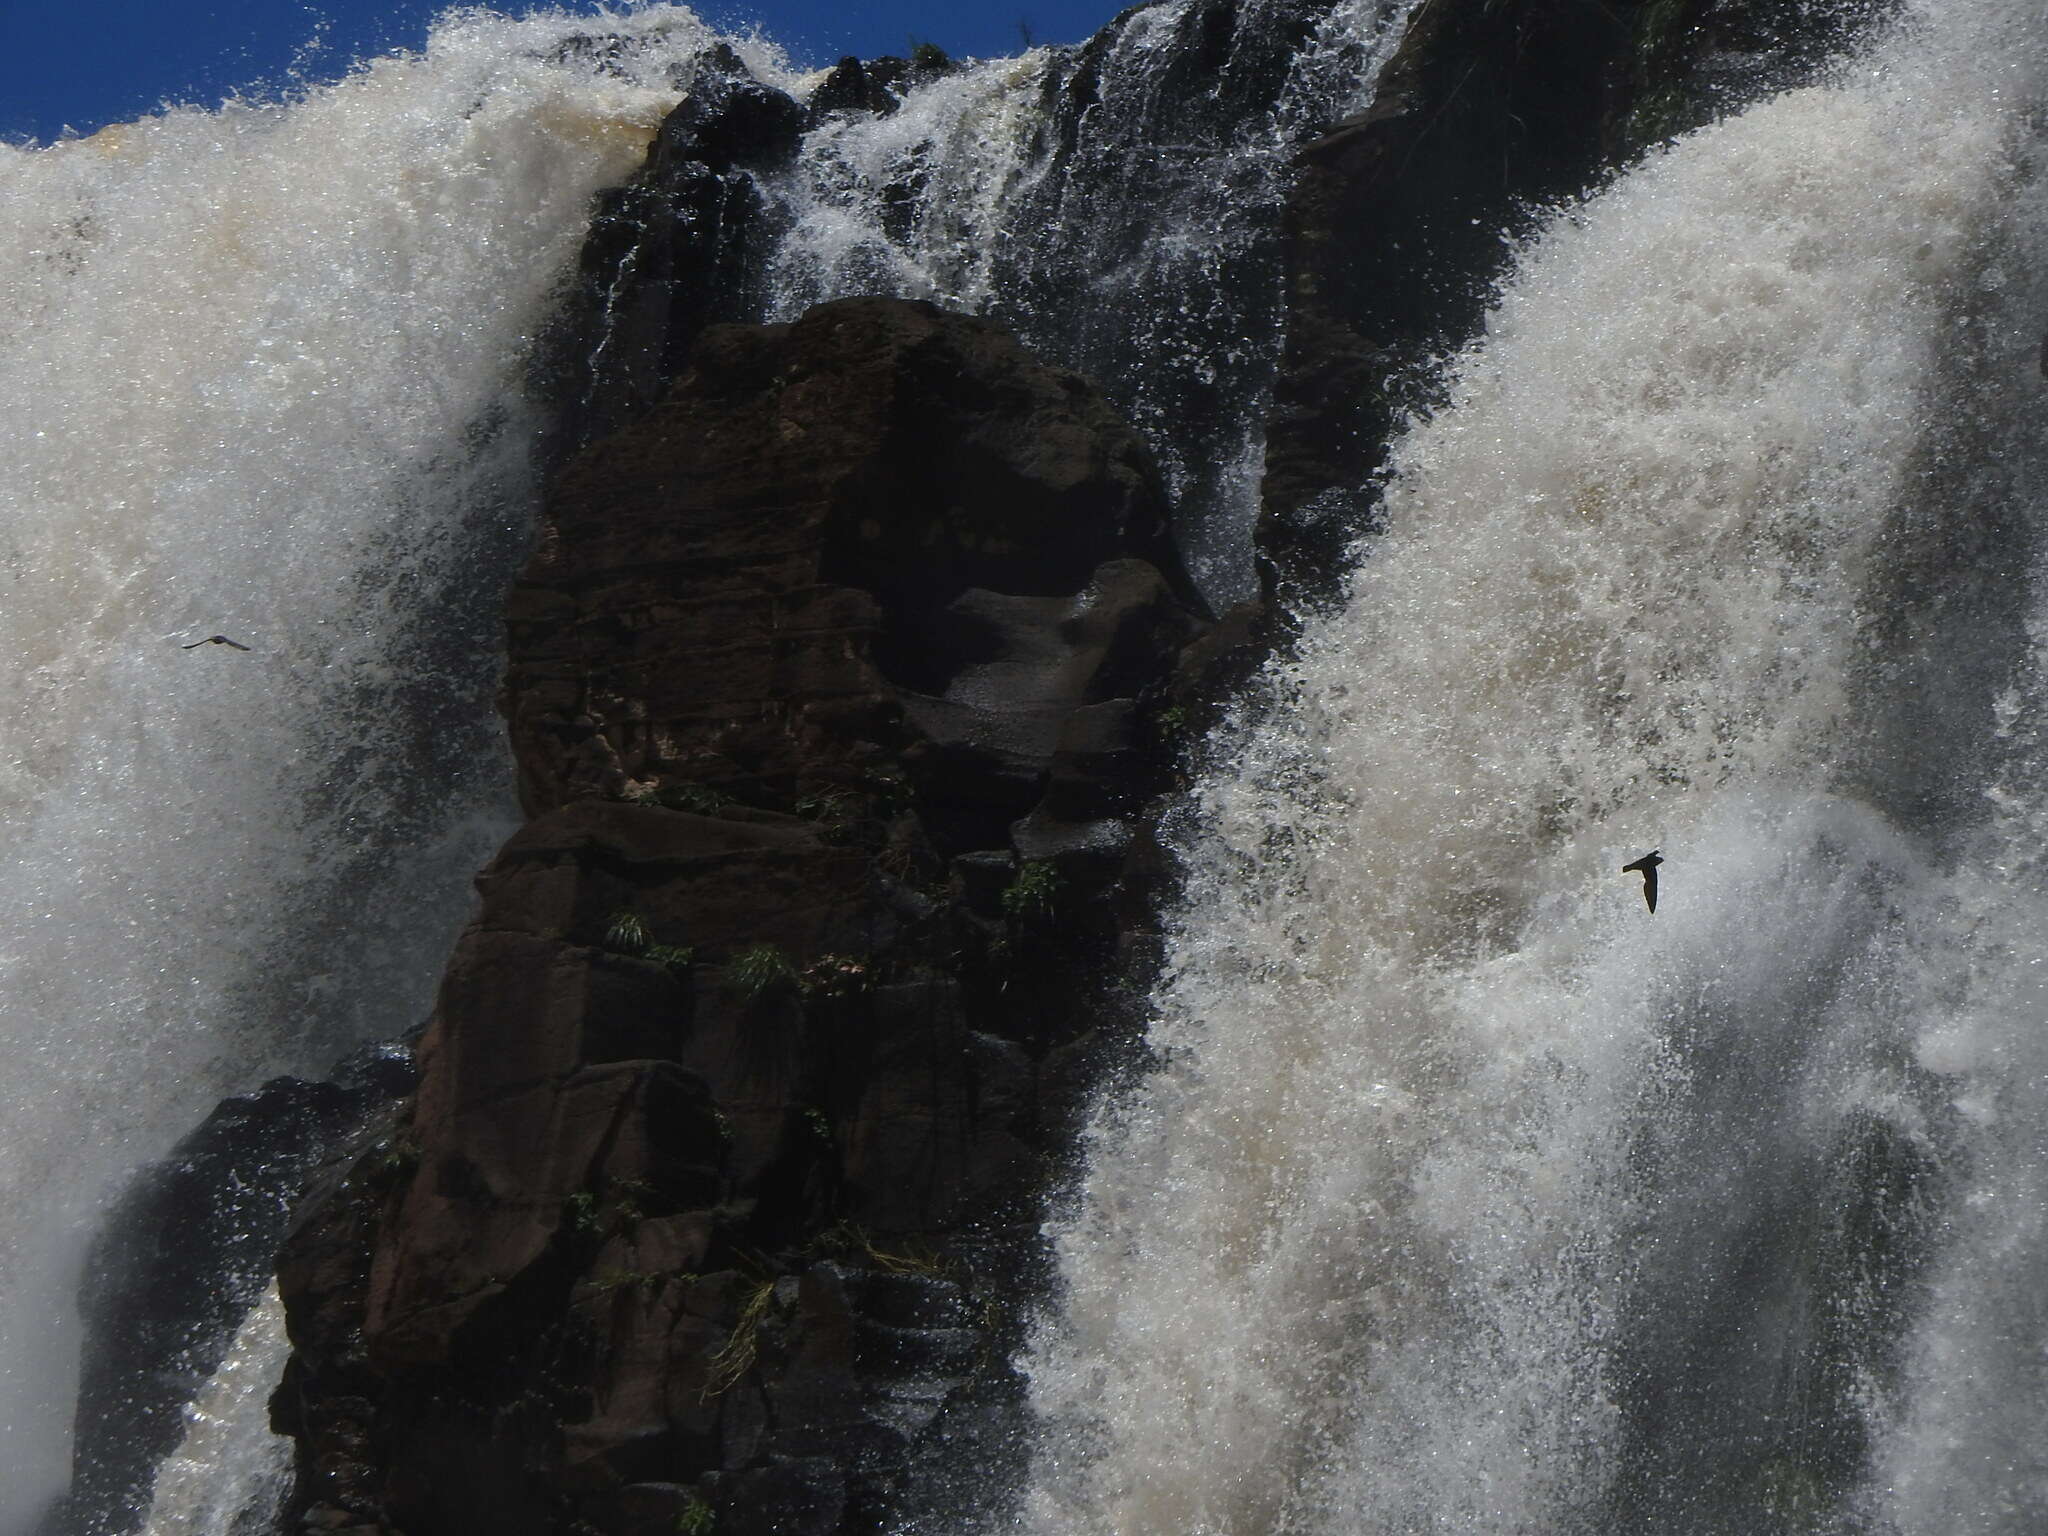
[510,296,1198,822]
[273,297,1206,1535]
[1261,0,1891,605]
[806,57,903,123]
[963,0,1368,606]
[542,46,806,457]
[49,1048,411,1536]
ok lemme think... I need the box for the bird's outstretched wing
[182,634,251,650]
[1621,850,1663,912]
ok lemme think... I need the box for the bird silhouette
[1622,850,1663,912]
[181,635,250,650]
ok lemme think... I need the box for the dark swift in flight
[1622,849,1663,912]
[181,635,251,650]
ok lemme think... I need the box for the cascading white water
[1022,1,2048,1530]
[0,10,802,1528]
[756,0,1415,602]
[135,1293,292,1536]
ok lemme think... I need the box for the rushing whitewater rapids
[1023,1,2048,1532]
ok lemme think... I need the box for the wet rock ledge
[268,295,1214,1536]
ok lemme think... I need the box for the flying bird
[1622,849,1663,912]
[181,635,251,650]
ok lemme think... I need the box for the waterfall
[7,0,1429,1522]
[1023,0,2048,1530]
[756,0,1415,603]
[0,10,796,1529]
[23,0,2047,1526]
[134,1292,292,1536]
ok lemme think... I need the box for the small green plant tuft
[364,1132,420,1183]
[794,789,856,822]
[795,789,863,845]
[677,1493,717,1536]
[701,1278,778,1399]
[1153,704,1189,739]
[909,38,951,71]
[802,1106,832,1145]
[563,1190,600,1237]
[814,1220,958,1279]
[999,860,1063,921]
[604,910,650,956]
[609,1177,657,1224]
[644,942,696,974]
[726,943,798,1000]
[662,782,730,815]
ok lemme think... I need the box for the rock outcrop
[271,296,1208,1535]
[543,45,806,458]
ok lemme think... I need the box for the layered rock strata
[271,297,1208,1536]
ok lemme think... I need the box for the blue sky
[1,0,1132,144]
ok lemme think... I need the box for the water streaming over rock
[134,1293,292,1536]
[757,0,1415,603]
[0,11,795,1529]
[1021,1,2048,1531]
